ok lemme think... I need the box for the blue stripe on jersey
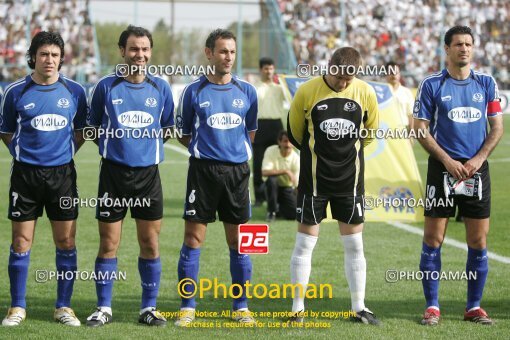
[87,74,175,167]
[0,74,88,166]
[413,69,498,159]
[176,75,258,163]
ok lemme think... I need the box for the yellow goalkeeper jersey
[287,76,379,197]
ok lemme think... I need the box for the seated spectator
[261,130,300,222]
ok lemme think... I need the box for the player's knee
[423,234,443,248]
[54,236,75,250]
[12,235,32,253]
[466,235,486,249]
[98,238,120,257]
[226,238,238,249]
[184,232,203,248]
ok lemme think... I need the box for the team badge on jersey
[232,99,244,108]
[343,101,357,112]
[176,115,184,128]
[472,93,483,102]
[145,97,157,107]
[57,98,70,108]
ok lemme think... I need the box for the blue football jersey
[0,75,87,166]
[176,75,258,163]
[88,74,175,167]
[414,69,501,159]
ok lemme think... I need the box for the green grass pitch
[0,116,508,339]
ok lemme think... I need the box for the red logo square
[238,224,269,254]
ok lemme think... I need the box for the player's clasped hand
[445,159,470,180]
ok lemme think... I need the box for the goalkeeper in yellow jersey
[287,47,380,325]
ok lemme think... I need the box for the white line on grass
[387,221,510,264]
[164,144,190,157]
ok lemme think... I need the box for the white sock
[342,232,366,312]
[290,232,318,312]
[98,306,112,315]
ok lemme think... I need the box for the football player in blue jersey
[85,25,174,327]
[414,26,503,326]
[0,31,87,327]
[174,29,258,327]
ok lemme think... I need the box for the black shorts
[183,157,251,224]
[8,160,78,222]
[96,158,163,222]
[424,156,490,219]
[296,192,364,225]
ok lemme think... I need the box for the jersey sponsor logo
[343,102,357,112]
[24,103,35,110]
[199,101,210,108]
[319,118,355,134]
[317,104,328,111]
[207,113,242,130]
[112,99,123,105]
[118,111,154,128]
[232,99,244,108]
[472,93,483,102]
[145,97,158,108]
[57,98,70,108]
[441,95,452,102]
[447,107,482,123]
[31,114,68,131]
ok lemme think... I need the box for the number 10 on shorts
[238,224,269,254]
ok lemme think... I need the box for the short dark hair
[118,25,153,49]
[259,57,274,69]
[330,47,362,69]
[26,31,65,70]
[386,61,399,69]
[278,130,289,141]
[444,25,474,46]
[205,29,236,51]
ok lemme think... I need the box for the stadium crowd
[278,0,509,88]
[0,0,98,83]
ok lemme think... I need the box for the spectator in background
[262,130,299,222]
[386,61,415,133]
[252,57,288,206]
